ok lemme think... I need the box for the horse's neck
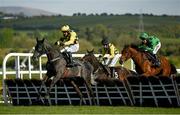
[129,48,143,65]
[44,42,60,61]
[91,57,100,71]
[86,55,101,72]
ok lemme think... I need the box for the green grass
[0,104,180,114]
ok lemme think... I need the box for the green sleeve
[138,45,153,53]
[144,47,153,53]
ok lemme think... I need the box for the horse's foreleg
[70,80,86,105]
[37,74,49,104]
[45,75,61,105]
[84,80,96,105]
[39,74,49,94]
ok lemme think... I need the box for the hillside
[0,6,56,17]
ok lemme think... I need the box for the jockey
[55,25,79,67]
[99,38,120,67]
[138,32,161,67]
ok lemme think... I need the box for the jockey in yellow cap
[55,25,79,67]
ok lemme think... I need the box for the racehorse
[119,44,177,77]
[32,38,96,105]
[81,49,137,82]
[81,50,137,105]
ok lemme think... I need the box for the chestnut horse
[32,38,96,105]
[119,44,177,77]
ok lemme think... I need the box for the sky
[0,0,180,16]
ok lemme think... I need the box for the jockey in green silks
[138,32,161,67]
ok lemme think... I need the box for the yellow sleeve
[64,32,77,45]
[109,44,115,58]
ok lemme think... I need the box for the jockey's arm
[55,37,64,45]
[64,32,77,46]
[138,44,145,49]
[144,47,153,53]
[138,45,153,53]
[109,45,115,58]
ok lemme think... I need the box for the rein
[45,47,61,63]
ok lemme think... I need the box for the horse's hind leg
[70,80,86,105]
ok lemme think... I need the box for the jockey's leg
[61,44,79,67]
[108,54,120,78]
[67,52,74,66]
[153,54,161,67]
[60,46,69,52]
[109,54,121,67]
[105,58,110,65]
[152,42,161,67]
[146,52,160,67]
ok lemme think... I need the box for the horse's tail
[170,63,177,75]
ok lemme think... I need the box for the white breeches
[153,42,161,54]
[103,54,121,67]
[61,44,79,53]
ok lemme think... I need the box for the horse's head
[32,38,46,61]
[81,49,97,63]
[120,44,140,65]
[81,49,102,71]
[119,45,134,65]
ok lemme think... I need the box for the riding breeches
[60,44,79,53]
[104,54,121,67]
[153,42,161,54]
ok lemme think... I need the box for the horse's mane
[44,38,60,51]
[124,43,140,51]
[44,39,53,49]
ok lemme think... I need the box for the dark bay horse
[81,50,137,82]
[32,38,96,105]
[119,44,177,77]
[81,50,136,105]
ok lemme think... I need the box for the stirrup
[155,61,161,67]
[152,61,160,67]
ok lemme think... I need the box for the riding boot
[146,52,159,67]
[153,54,161,67]
[110,67,114,78]
[66,52,75,67]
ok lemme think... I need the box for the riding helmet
[61,25,70,32]
[139,32,149,40]
[101,38,109,45]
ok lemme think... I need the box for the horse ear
[87,49,94,54]
[42,38,45,43]
[87,49,90,53]
[91,49,94,53]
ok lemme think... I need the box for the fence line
[1,53,180,105]
[1,53,180,79]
